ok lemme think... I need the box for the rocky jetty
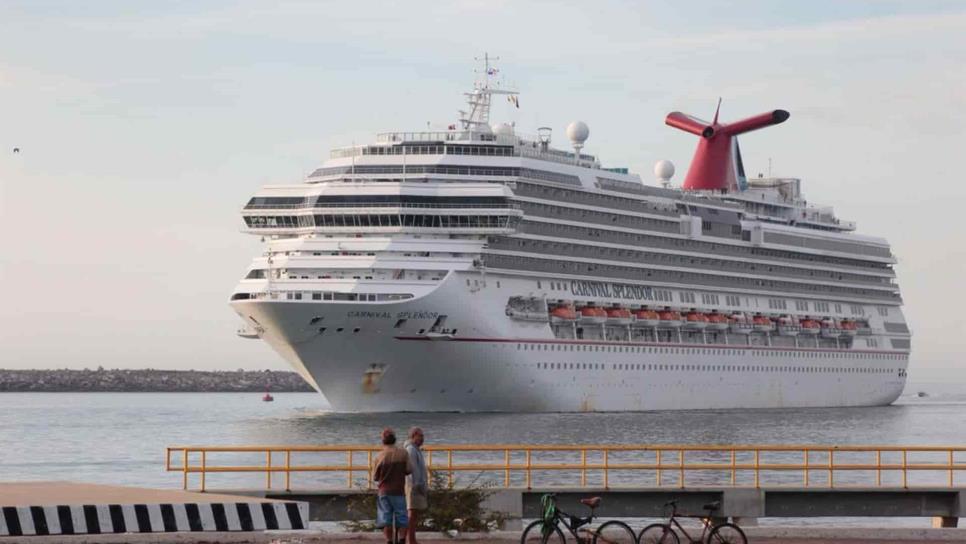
[0,368,315,392]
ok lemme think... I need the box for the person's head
[381,427,396,445]
[409,427,424,447]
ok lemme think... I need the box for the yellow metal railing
[165,444,966,492]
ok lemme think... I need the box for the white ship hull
[233,272,908,412]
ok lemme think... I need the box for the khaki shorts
[406,483,428,511]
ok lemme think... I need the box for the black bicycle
[638,500,746,544]
[521,493,636,544]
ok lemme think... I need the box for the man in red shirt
[373,428,413,544]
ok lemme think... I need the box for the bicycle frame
[662,514,714,543]
[549,507,596,540]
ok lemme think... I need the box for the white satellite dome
[566,121,589,144]
[492,122,514,137]
[474,123,493,134]
[654,160,675,182]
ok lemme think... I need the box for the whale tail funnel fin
[665,106,789,192]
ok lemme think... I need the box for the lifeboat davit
[820,319,841,338]
[800,318,820,334]
[752,315,775,332]
[658,309,683,328]
[578,306,607,324]
[550,305,578,323]
[777,316,800,336]
[706,312,729,331]
[729,313,753,334]
[840,319,858,337]
[684,311,708,330]
[633,308,660,327]
[606,307,633,325]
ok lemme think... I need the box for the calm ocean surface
[2,384,964,527]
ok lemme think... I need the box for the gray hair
[409,427,423,439]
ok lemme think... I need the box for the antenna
[712,97,722,125]
[459,54,517,132]
[768,157,773,177]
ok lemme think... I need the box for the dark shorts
[376,495,408,528]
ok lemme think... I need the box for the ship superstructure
[230,62,909,411]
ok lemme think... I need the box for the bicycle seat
[580,497,602,509]
[703,501,721,511]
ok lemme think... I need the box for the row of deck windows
[309,165,581,185]
[486,254,899,301]
[517,343,906,360]
[519,216,890,271]
[536,361,898,374]
[244,214,513,229]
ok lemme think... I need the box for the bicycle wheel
[638,523,679,544]
[592,520,636,544]
[521,519,567,544]
[706,522,747,544]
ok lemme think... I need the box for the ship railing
[243,202,520,211]
[165,444,966,492]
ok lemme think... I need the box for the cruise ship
[230,62,910,412]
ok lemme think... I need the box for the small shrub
[342,471,509,533]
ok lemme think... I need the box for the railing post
[902,450,908,489]
[949,450,955,487]
[266,450,273,490]
[581,449,587,487]
[347,450,353,489]
[828,449,834,489]
[678,449,684,489]
[876,450,881,487]
[604,449,610,489]
[504,449,510,488]
[731,449,737,486]
[182,449,188,490]
[367,450,373,490]
[803,449,809,487]
[525,449,532,489]
[201,451,207,492]
[754,449,761,488]
[657,450,663,487]
[286,450,292,492]
[447,450,454,487]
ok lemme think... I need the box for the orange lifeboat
[633,308,660,327]
[550,305,578,323]
[606,307,633,325]
[658,308,683,328]
[579,306,607,324]
[752,315,775,332]
[729,313,753,334]
[799,318,820,334]
[820,319,841,338]
[706,312,729,331]
[840,319,858,337]
[684,311,708,330]
[777,316,800,336]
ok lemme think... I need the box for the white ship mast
[459,53,518,131]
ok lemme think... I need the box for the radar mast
[459,53,518,131]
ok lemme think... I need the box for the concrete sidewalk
[1,527,965,543]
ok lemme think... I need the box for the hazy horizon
[2,1,964,383]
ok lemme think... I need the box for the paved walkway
[2,528,965,543]
[0,482,284,507]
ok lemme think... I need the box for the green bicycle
[521,493,636,544]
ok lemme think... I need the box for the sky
[1,1,964,382]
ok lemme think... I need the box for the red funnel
[666,106,789,192]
